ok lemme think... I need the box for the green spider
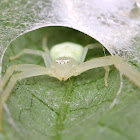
[0,36,140,131]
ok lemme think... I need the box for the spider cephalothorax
[50,57,78,81]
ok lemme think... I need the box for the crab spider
[0,37,140,131]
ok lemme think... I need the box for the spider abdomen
[50,42,83,62]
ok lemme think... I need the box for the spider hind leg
[104,66,110,87]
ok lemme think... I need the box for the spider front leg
[112,55,140,88]
[74,55,140,88]
[0,65,51,131]
[78,43,109,86]
[0,64,47,94]
[79,43,103,64]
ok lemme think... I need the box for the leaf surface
[0,27,140,140]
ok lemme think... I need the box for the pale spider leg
[10,49,50,67]
[104,66,110,87]
[0,65,17,93]
[112,55,140,88]
[10,49,52,68]
[79,43,109,86]
[78,43,103,64]
[0,67,51,131]
[42,34,49,52]
[0,64,48,94]
[42,35,52,66]
[10,49,44,60]
[74,55,140,88]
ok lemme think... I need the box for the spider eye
[64,59,69,64]
[55,59,70,64]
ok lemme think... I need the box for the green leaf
[0,27,140,140]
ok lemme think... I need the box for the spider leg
[0,66,51,131]
[104,66,110,87]
[42,34,52,66]
[0,64,49,94]
[10,49,51,67]
[78,43,103,64]
[42,34,49,52]
[10,49,44,60]
[74,55,140,88]
[112,55,140,88]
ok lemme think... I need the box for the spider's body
[50,42,83,61]
[0,36,140,131]
[49,42,84,81]
[50,57,77,81]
